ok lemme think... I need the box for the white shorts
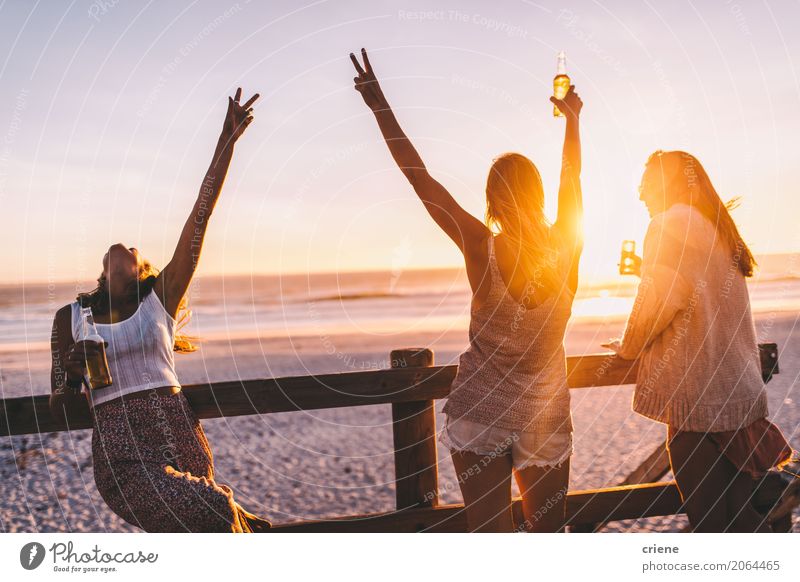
[439,415,573,471]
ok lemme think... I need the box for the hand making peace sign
[222,87,259,141]
[350,48,389,112]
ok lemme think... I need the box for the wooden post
[390,348,439,512]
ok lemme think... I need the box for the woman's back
[442,234,575,434]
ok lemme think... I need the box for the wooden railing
[1,343,793,532]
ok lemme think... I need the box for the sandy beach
[1,310,797,533]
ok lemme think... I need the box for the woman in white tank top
[350,49,584,532]
[48,88,270,533]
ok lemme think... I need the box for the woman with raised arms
[350,48,583,532]
[49,89,271,533]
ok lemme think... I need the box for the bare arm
[350,49,488,253]
[155,88,259,317]
[550,85,584,292]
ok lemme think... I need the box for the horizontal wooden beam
[1,365,457,436]
[0,344,777,437]
[271,481,684,532]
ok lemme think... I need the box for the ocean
[0,253,798,355]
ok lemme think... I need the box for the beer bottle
[619,240,640,276]
[553,51,570,117]
[79,307,113,389]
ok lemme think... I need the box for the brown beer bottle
[79,307,113,389]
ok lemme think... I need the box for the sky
[0,0,798,284]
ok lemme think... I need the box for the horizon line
[4,249,799,288]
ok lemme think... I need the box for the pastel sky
[0,0,798,284]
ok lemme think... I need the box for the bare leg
[514,458,570,532]
[451,449,514,532]
[668,431,764,532]
[726,470,771,533]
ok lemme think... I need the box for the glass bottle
[619,240,638,275]
[553,51,570,117]
[79,307,112,389]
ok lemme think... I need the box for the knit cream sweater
[615,203,768,432]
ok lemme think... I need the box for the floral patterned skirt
[91,390,269,532]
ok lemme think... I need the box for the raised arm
[155,88,259,317]
[350,48,487,253]
[550,85,584,292]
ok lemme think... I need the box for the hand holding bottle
[64,340,107,389]
[550,85,583,120]
[77,307,113,389]
[618,240,642,276]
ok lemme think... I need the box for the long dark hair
[647,150,756,277]
[76,259,197,352]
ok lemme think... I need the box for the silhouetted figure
[351,48,584,532]
[607,150,793,532]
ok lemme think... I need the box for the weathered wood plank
[621,442,672,486]
[570,441,673,532]
[567,353,639,388]
[565,480,683,529]
[0,344,779,437]
[0,365,458,436]
[271,481,684,532]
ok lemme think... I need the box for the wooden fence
[1,342,795,532]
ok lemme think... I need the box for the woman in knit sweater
[350,48,583,532]
[608,150,792,532]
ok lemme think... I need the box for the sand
[1,313,798,533]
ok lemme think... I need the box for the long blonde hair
[647,150,756,277]
[76,259,198,352]
[485,153,562,297]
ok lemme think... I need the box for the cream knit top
[442,234,575,434]
[616,203,768,432]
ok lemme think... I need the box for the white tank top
[70,290,181,408]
